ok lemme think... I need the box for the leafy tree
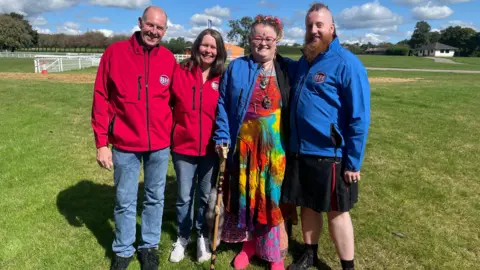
[440,26,477,56]
[409,21,431,49]
[0,13,37,51]
[428,31,441,44]
[227,16,253,52]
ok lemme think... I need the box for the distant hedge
[385,46,409,56]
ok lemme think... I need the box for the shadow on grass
[56,176,178,259]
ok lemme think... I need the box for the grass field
[452,57,480,65]
[1,60,480,269]
[0,58,35,73]
[281,54,480,71]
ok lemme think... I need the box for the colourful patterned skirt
[221,107,288,262]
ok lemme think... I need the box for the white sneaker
[197,235,212,263]
[169,237,189,263]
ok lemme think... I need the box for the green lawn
[0,58,34,72]
[1,69,479,269]
[282,54,480,71]
[452,57,480,65]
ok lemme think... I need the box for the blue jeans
[112,147,170,257]
[172,152,218,239]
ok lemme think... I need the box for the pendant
[262,96,272,109]
[259,77,269,89]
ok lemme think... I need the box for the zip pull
[137,76,142,100]
[192,86,196,110]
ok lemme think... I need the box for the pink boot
[270,260,285,270]
[233,240,256,269]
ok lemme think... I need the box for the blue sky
[2,0,479,45]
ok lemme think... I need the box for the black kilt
[281,153,358,213]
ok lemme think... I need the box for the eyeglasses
[251,36,277,45]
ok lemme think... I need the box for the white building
[418,42,458,57]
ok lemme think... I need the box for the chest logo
[159,75,170,86]
[313,72,326,84]
[211,81,219,91]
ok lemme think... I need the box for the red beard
[303,33,333,64]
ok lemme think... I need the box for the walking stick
[210,143,228,270]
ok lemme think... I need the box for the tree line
[342,21,480,57]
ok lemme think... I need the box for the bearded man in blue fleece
[281,3,370,270]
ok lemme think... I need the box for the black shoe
[288,249,319,270]
[110,255,133,270]
[138,248,159,270]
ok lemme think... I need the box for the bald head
[138,6,168,47]
[142,6,167,22]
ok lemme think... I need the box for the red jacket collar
[129,31,161,56]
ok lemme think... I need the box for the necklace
[259,64,274,109]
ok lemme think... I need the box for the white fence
[1,52,238,73]
[1,51,102,59]
[34,55,101,73]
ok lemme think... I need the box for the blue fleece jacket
[290,38,371,171]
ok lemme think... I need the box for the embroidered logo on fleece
[313,72,326,83]
[211,81,219,91]
[159,75,170,86]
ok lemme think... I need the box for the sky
[1,0,479,45]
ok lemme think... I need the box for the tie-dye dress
[221,70,288,262]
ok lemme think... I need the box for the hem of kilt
[281,196,354,213]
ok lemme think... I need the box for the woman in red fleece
[168,29,227,263]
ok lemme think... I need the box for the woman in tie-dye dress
[213,15,296,270]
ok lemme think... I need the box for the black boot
[288,245,319,270]
[138,248,159,270]
[110,255,133,270]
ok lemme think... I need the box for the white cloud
[88,0,150,9]
[406,30,414,38]
[258,0,277,9]
[0,0,76,16]
[34,27,52,34]
[204,5,230,18]
[394,0,425,5]
[336,1,403,30]
[394,0,471,5]
[278,39,297,45]
[190,14,222,26]
[372,25,399,34]
[93,29,114,37]
[412,3,453,20]
[88,17,110,23]
[130,25,140,33]
[437,0,471,3]
[284,27,305,39]
[341,33,390,45]
[57,21,82,35]
[29,16,48,26]
[441,20,477,30]
[0,0,152,16]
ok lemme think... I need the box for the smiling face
[303,8,335,62]
[138,7,167,47]
[250,24,278,63]
[305,9,335,48]
[198,34,217,68]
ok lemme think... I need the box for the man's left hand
[344,170,361,184]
